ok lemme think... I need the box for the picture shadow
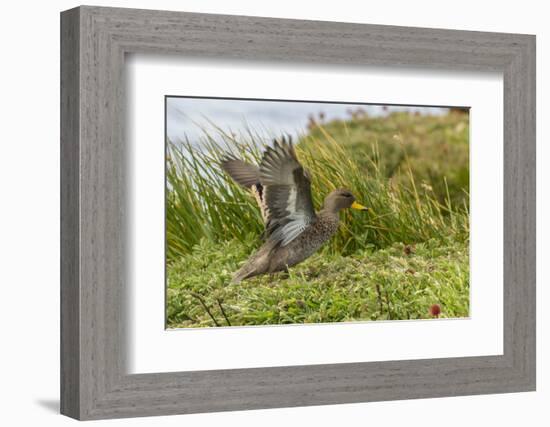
[35,398,59,414]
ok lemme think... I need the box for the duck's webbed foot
[270,267,290,281]
[280,271,290,280]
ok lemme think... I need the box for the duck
[221,137,368,283]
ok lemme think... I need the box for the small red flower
[429,304,441,318]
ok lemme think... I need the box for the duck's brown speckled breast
[268,213,340,272]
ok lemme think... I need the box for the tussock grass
[166,117,468,261]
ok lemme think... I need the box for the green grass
[166,110,470,328]
[167,237,469,328]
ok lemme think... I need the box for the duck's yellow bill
[351,201,369,211]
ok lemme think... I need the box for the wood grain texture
[60,7,80,419]
[60,5,536,420]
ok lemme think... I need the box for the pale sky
[166,97,449,146]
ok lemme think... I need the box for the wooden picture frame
[60,5,536,420]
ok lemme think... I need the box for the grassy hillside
[166,110,470,328]
[305,108,469,208]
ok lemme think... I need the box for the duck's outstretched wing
[220,154,269,223]
[260,137,317,246]
[220,155,260,188]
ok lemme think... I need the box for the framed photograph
[61,6,536,420]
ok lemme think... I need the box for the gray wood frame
[60,5,536,420]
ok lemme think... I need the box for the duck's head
[323,189,369,214]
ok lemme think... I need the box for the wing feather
[260,137,316,246]
[220,155,260,188]
[220,155,269,222]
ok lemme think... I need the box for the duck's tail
[230,264,258,284]
[230,243,274,284]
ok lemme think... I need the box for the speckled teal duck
[221,137,368,283]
